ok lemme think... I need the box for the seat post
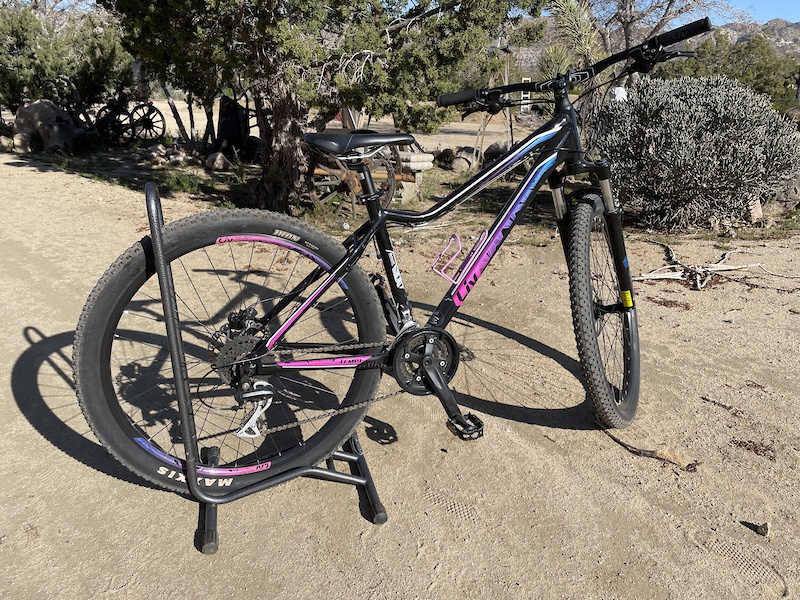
[350,160,384,219]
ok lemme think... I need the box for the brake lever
[461,105,482,120]
[666,50,698,59]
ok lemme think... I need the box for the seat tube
[353,162,413,318]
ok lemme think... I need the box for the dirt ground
[1,138,799,600]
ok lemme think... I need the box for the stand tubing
[143,182,387,554]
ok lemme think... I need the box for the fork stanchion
[143,182,387,553]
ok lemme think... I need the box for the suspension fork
[551,163,636,310]
[598,176,636,309]
[548,171,571,261]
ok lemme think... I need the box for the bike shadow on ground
[11,325,158,490]
[412,302,597,431]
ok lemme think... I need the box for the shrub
[594,76,800,230]
[0,7,133,112]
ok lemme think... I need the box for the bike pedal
[446,412,484,441]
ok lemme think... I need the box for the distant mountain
[717,18,800,56]
[513,18,800,75]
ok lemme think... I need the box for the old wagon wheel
[95,106,133,146]
[307,140,402,217]
[130,103,166,142]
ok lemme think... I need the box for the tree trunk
[252,76,306,213]
[796,69,800,101]
[160,82,194,152]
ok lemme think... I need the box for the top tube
[384,116,571,226]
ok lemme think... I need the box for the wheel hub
[211,334,262,385]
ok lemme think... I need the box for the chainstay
[235,339,399,436]
[258,388,404,436]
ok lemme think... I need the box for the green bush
[0,7,133,112]
[595,76,800,230]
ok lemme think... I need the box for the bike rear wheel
[567,195,640,428]
[73,210,384,495]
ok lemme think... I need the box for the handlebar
[650,17,711,48]
[436,17,711,108]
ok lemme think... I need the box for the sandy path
[1,151,799,598]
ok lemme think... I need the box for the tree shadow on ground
[11,326,158,490]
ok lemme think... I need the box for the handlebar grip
[436,89,478,107]
[653,17,711,47]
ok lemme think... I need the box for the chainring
[392,327,460,395]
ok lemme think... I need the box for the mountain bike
[73,19,711,504]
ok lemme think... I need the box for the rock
[13,133,32,153]
[448,146,483,172]
[451,156,472,173]
[485,141,508,163]
[13,99,76,153]
[756,522,770,536]
[148,143,167,156]
[457,146,483,164]
[38,122,74,154]
[206,151,233,171]
[772,175,800,210]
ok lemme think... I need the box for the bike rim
[100,232,371,475]
[590,219,631,407]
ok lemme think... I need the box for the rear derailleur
[209,307,274,439]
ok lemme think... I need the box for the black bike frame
[255,102,632,376]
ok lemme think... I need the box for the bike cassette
[392,327,459,395]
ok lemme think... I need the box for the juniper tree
[103,0,546,211]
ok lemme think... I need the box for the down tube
[427,151,560,328]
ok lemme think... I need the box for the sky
[723,0,800,23]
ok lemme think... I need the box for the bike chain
[237,340,404,437]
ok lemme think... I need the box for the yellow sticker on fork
[621,290,633,308]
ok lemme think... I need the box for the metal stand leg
[330,435,388,524]
[144,182,387,553]
[201,447,220,555]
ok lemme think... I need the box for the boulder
[484,141,508,163]
[450,147,483,173]
[39,122,74,154]
[772,175,800,210]
[206,151,234,171]
[451,156,472,173]
[13,100,77,153]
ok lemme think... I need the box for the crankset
[392,327,459,395]
[391,327,482,441]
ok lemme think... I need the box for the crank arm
[420,345,483,441]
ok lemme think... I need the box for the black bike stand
[144,182,387,555]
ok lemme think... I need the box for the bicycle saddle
[303,132,415,155]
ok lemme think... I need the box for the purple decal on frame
[452,152,558,306]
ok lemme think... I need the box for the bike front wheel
[73,210,385,495]
[567,195,640,428]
